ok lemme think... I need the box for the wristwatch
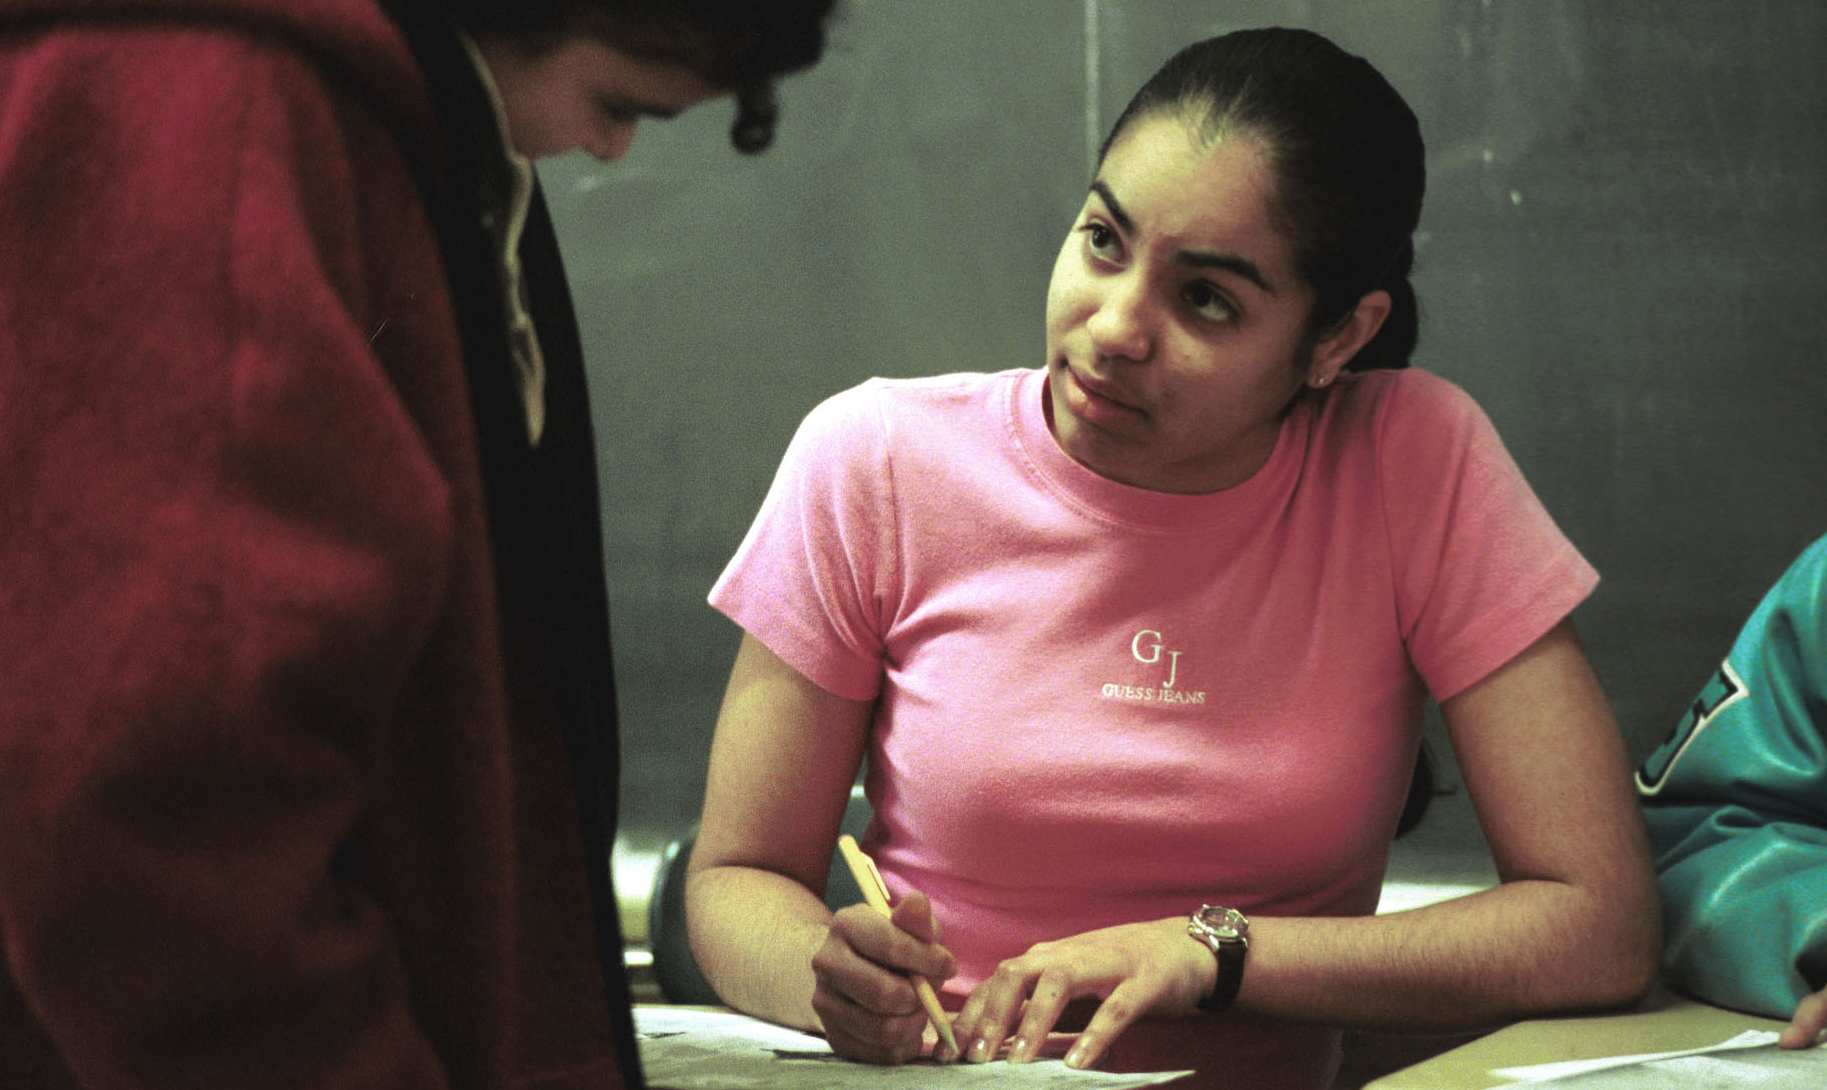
[1186,904,1250,1012]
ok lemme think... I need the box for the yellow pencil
[836,834,960,1056]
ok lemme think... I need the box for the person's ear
[1305,289,1391,388]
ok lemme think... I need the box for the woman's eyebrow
[1181,249,1274,295]
[1088,180,1275,296]
[1089,180,1136,233]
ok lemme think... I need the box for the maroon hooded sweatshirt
[0,0,641,1086]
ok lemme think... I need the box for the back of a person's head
[1101,28,1426,371]
[448,0,841,152]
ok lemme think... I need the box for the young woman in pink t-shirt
[686,28,1659,1090]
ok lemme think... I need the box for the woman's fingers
[952,917,1214,1067]
[1063,979,1152,1069]
[808,900,957,1064]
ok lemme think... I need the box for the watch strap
[1197,933,1246,1011]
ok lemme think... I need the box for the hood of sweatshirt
[0,0,437,148]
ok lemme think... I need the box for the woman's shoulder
[789,369,1027,468]
[804,369,1028,435]
[1300,368,1520,511]
[851,368,1027,408]
[1320,367,1495,449]
[1335,366,1477,414]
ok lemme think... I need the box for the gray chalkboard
[537,1,1827,883]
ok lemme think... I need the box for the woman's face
[477,34,722,162]
[1043,113,1355,494]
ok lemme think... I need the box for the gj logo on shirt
[1100,630,1208,706]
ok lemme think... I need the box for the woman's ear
[1306,289,1392,387]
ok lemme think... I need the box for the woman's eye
[596,97,638,124]
[1185,282,1236,322]
[1080,222,1119,259]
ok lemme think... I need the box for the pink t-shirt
[710,367,1595,1086]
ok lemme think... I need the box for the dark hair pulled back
[1101,28,1424,371]
[445,0,839,153]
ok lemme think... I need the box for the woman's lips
[1064,365,1145,421]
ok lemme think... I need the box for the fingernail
[1065,1042,1089,1068]
[1009,1036,1032,1063]
[968,1036,993,1062]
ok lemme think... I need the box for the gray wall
[538,1,1827,861]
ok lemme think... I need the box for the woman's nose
[590,119,639,163]
[1084,273,1152,362]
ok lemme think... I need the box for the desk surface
[1363,989,1788,1088]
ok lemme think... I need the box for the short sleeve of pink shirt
[1370,371,1597,700]
[709,381,902,702]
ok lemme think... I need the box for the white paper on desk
[1496,1044,1827,1089]
[1491,1029,1783,1083]
[634,1007,1194,1090]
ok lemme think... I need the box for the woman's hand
[951,917,1216,1070]
[811,892,959,1064]
[1781,985,1827,1049]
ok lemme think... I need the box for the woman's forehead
[1093,116,1297,286]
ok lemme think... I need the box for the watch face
[1197,906,1248,940]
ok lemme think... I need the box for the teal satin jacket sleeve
[1637,533,1827,1018]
